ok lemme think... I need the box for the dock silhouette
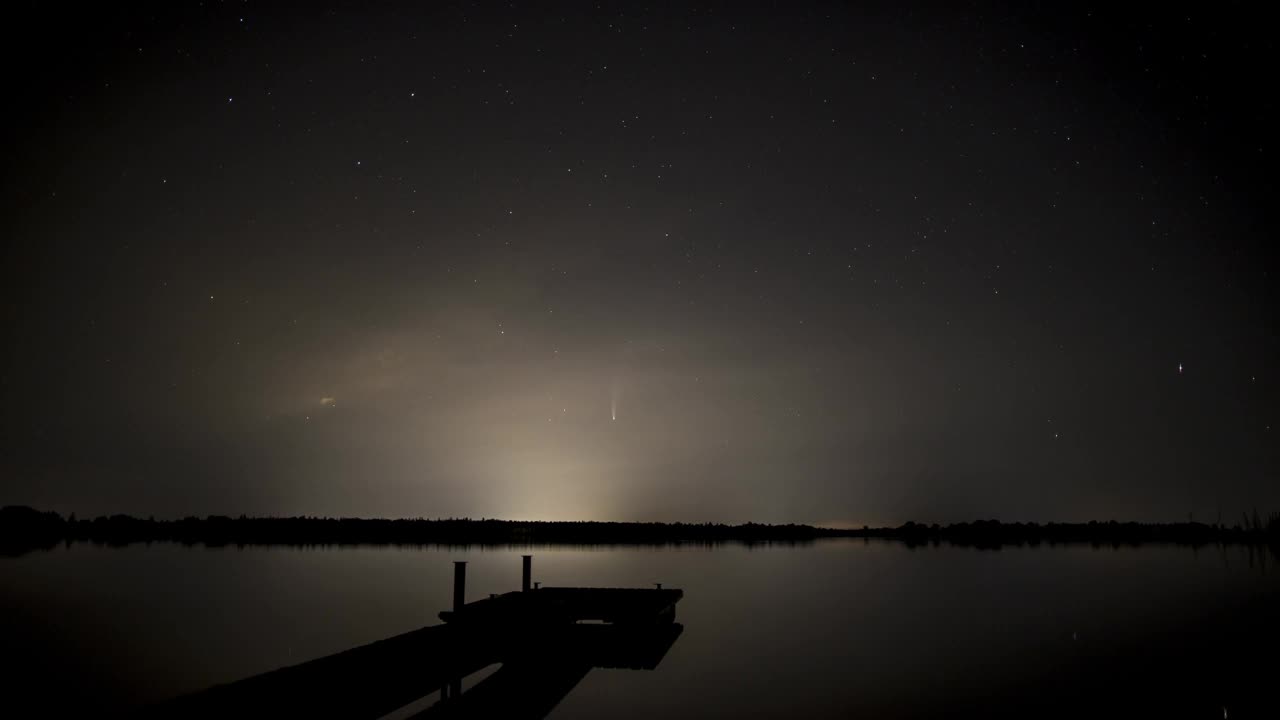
[149,556,683,719]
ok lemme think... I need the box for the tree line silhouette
[2,505,1277,556]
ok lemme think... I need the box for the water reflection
[416,622,684,719]
[1,541,1276,717]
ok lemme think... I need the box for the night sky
[3,2,1276,525]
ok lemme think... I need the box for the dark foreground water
[2,540,1277,718]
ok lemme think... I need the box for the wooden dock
[440,586,683,626]
[149,556,683,719]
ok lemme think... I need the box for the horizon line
[5,504,1275,530]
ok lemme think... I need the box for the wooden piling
[453,561,466,613]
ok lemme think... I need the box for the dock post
[453,561,467,613]
[522,554,532,592]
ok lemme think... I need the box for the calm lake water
[2,540,1277,718]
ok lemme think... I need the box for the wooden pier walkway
[149,556,683,719]
[440,586,682,626]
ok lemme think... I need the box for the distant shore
[2,505,1277,556]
